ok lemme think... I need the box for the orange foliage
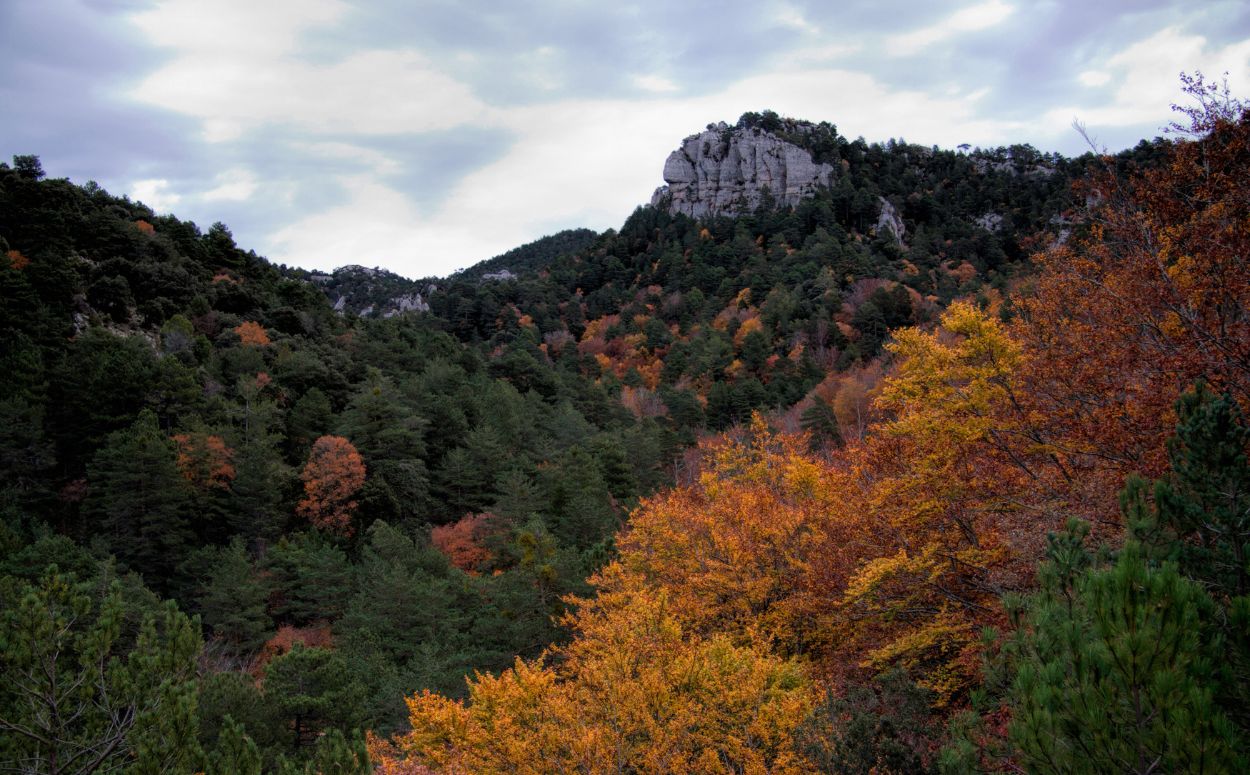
[234,320,271,347]
[5,249,30,270]
[253,624,334,675]
[733,315,764,346]
[133,219,155,235]
[388,586,814,774]
[431,513,499,574]
[298,435,366,536]
[171,432,236,490]
[374,91,1250,770]
[1009,109,1250,524]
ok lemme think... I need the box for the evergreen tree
[1006,523,1245,774]
[207,716,263,775]
[1124,381,1250,597]
[0,572,203,774]
[194,539,271,658]
[84,409,193,588]
[263,644,365,754]
[800,396,843,450]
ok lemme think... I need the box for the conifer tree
[84,409,193,587]
[0,572,203,774]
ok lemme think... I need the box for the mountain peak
[651,115,837,219]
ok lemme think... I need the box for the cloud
[127,1,489,142]
[130,178,181,213]
[633,74,680,93]
[886,0,1015,56]
[202,168,258,202]
[1043,26,1250,133]
[1078,70,1111,87]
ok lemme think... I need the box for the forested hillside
[2,82,1248,773]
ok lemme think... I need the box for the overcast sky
[3,0,1249,278]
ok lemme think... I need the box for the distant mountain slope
[453,228,600,281]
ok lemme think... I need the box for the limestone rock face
[651,122,836,218]
[876,197,905,244]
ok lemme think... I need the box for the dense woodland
[1,79,1248,773]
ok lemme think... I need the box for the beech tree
[297,436,366,536]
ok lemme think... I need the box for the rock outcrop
[651,122,836,218]
[876,197,905,244]
[312,265,432,318]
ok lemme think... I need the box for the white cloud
[886,0,1015,56]
[1044,26,1250,132]
[132,48,490,142]
[128,1,488,141]
[202,168,258,202]
[130,178,181,212]
[633,74,680,93]
[1078,70,1111,87]
[130,0,347,56]
[775,2,819,34]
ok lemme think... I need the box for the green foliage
[1125,381,1250,597]
[0,572,203,774]
[84,409,194,589]
[1007,534,1243,774]
[191,539,271,657]
[264,644,366,753]
[206,716,263,775]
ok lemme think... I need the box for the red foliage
[431,513,501,574]
[251,623,334,676]
[172,432,236,490]
[5,249,29,270]
[298,436,366,536]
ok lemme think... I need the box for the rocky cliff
[310,265,433,318]
[651,122,836,218]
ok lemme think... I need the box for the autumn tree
[234,321,272,347]
[1011,76,1250,522]
[380,586,815,774]
[297,436,366,536]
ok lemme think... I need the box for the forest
[1,78,1247,773]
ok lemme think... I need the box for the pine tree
[207,716,263,775]
[1123,381,1250,597]
[1007,524,1245,774]
[0,572,203,773]
[84,409,193,588]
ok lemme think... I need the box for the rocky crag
[651,121,837,218]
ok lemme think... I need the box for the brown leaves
[4,249,29,270]
[431,513,500,574]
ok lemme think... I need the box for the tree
[263,644,364,754]
[1124,381,1250,597]
[799,396,842,450]
[194,539,271,658]
[83,410,194,588]
[1007,527,1245,774]
[298,436,366,536]
[12,154,44,180]
[0,572,203,774]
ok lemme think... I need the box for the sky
[3,1,1249,279]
